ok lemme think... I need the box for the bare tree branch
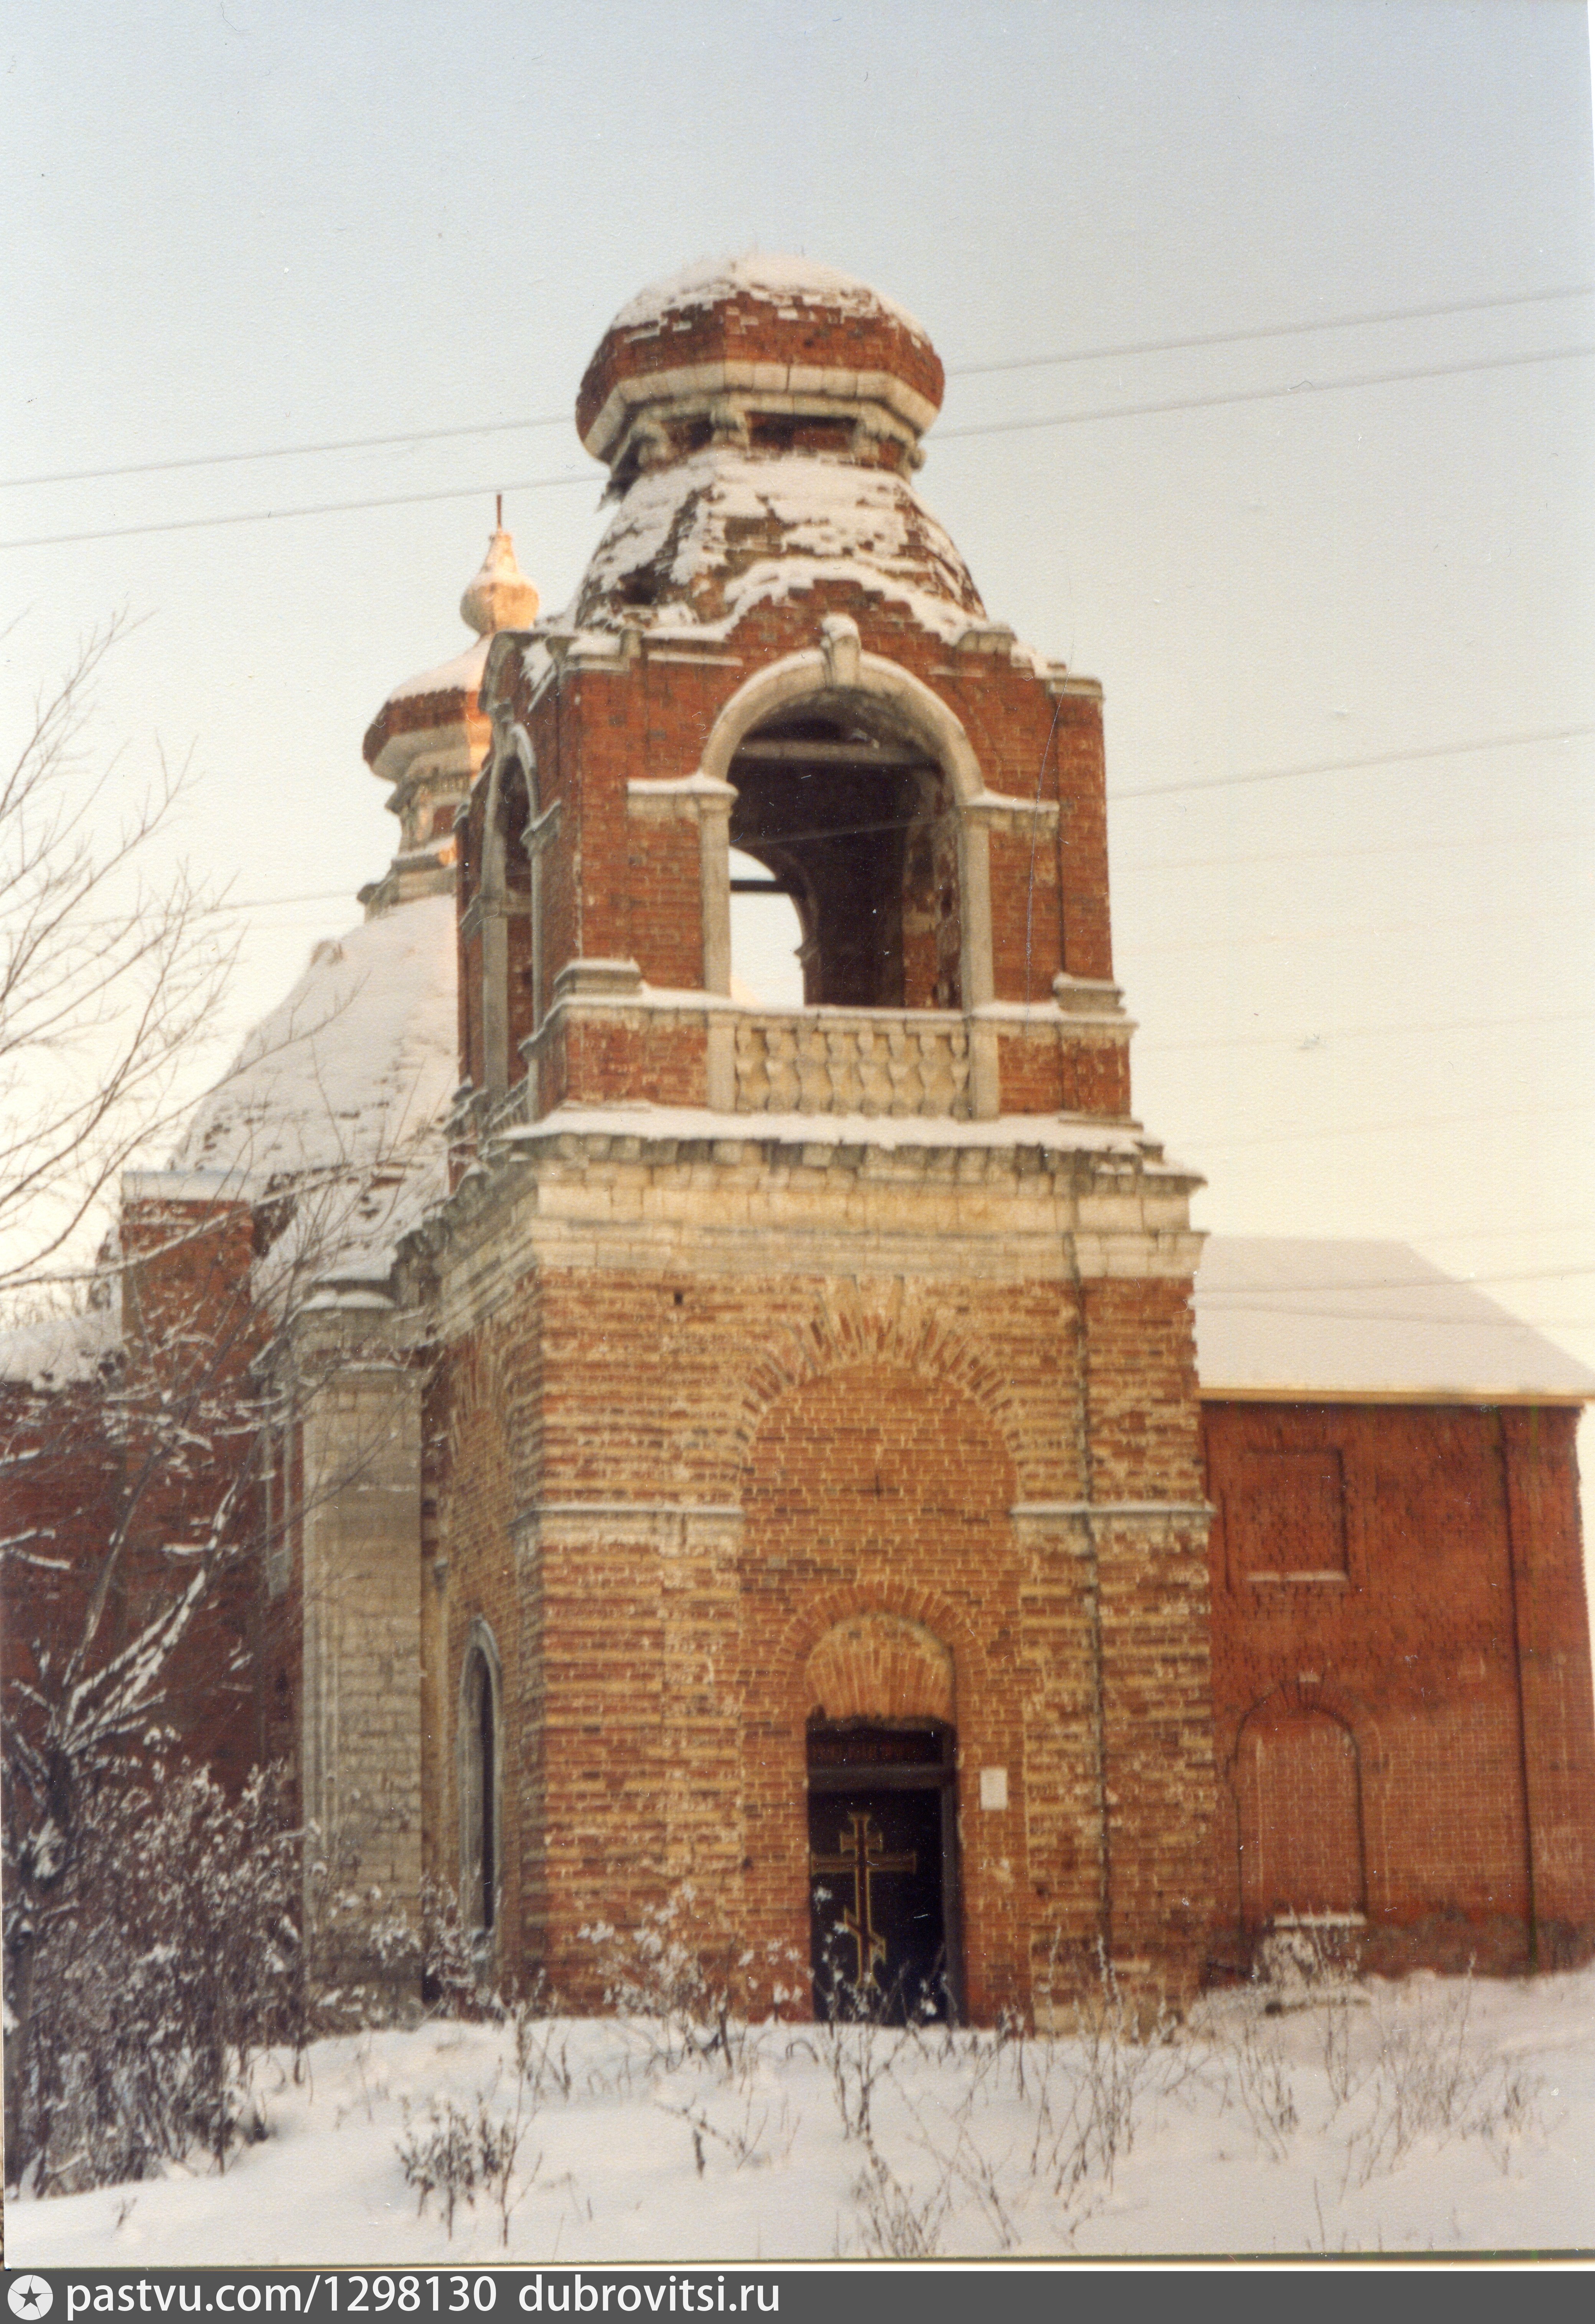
[0,614,237,1296]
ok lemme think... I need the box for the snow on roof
[382,633,491,706]
[573,448,985,640]
[608,254,930,342]
[170,893,459,1278]
[1195,1236,1595,1402]
[0,1302,120,1390]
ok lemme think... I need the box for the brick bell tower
[409,257,1218,2022]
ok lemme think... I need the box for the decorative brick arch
[804,1611,956,1727]
[693,623,996,1007]
[728,1277,1031,1493]
[1228,1685,1368,1928]
[735,1352,1024,2012]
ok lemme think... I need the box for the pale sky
[6,4,1593,1502]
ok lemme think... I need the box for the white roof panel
[1195,1236,1595,1402]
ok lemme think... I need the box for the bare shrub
[850,2148,950,2259]
[1227,1997,1300,2162]
[1021,1947,1185,2195]
[1347,1975,1544,2186]
[4,1763,300,2193]
[579,1884,801,2080]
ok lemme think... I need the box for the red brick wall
[475,597,1119,1120]
[575,293,946,451]
[2,1196,270,1802]
[422,1253,1216,2021]
[1203,1399,1595,1973]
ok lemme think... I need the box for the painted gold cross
[810,1809,917,1990]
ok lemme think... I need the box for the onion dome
[360,523,538,915]
[460,526,540,635]
[569,257,985,639]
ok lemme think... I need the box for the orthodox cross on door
[809,1809,917,1990]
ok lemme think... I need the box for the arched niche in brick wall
[1232,1700,1367,1929]
[804,1610,956,1728]
[695,625,995,1011]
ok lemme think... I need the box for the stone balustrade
[733,1011,972,1118]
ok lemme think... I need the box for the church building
[7,258,1593,2022]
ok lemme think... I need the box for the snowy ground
[12,1969,1595,2265]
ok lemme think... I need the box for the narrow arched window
[460,1637,500,1935]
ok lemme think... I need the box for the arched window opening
[728,847,805,1006]
[728,705,962,1010]
[479,746,537,1098]
[460,1639,499,1937]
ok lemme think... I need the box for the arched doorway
[807,1717,960,2023]
[801,1606,963,2023]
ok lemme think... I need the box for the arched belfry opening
[727,701,963,1011]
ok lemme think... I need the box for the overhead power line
[5,344,1593,555]
[1120,821,1595,877]
[0,413,572,494]
[1111,722,1595,803]
[1133,899,1586,955]
[7,283,1585,498]
[946,283,1593,377]
[935,342,1595,445]
[0,469,598,553]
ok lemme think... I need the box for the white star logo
[8,2280,53,2321]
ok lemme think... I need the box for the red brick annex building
[6,258,1593,2020]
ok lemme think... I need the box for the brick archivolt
[805,1612,954,1726]
[729,1276,1030,1483]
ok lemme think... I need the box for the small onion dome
[364,525,537,777]
[575,255,945,474]
[359,525,540,913]
[460,526,540,636]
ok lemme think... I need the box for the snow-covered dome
[460,525,540,638]
[576,253,946,471]
[170,892,458,1282]
[568,256,984,640]
[570,447,985,640]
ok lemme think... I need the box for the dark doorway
[806,1721,960,2023]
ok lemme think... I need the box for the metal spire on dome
[460,505,540,636]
